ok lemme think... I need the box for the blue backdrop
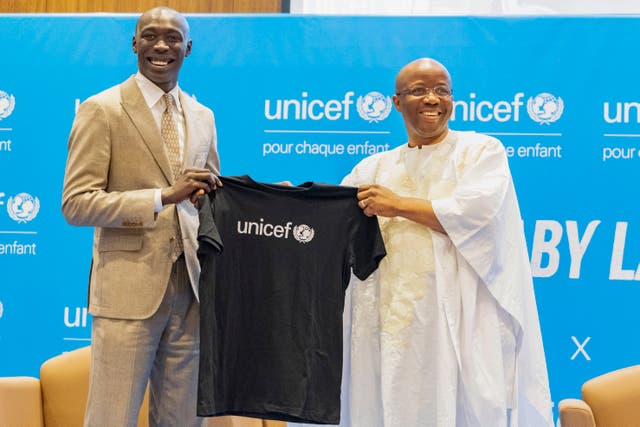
[2,14,640,422]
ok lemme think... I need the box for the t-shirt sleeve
[349,212,386,281]
[197,192,223,254]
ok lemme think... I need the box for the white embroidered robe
[334,131,554,427]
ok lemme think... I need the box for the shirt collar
[134,72,183,113]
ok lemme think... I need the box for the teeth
[150,59,169,66]
[421,111,439,116]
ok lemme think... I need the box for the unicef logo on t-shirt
[293,224,315,243]
[7,192,40,223]
[356,91,392,123]
[527,92,564,125]
[0,90,16,120]
[237,219,315,244]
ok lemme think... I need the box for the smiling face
[132,7,191,92]
[393,59,453,147]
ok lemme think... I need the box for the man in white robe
[303,58,553,427]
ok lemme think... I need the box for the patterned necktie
[161,93,182,182]
[161,93,183,259]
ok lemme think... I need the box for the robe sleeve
[430,135,512,288]
[340,152,385,187]
[432,133,554,426]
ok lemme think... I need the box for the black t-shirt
[197,175,386,424]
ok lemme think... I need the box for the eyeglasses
[396,86,453,98]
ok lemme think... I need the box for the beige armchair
[0,346,285,427]
[558,365,640,427]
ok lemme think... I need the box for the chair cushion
[0,376,44,427]
[582,365,640,426]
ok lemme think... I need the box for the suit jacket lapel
[120,76,174,184]
[180,90,206,168]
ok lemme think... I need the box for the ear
[185,40,192,57]
[132,35,137,53]
[392,94,401,112]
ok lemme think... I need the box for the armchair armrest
[0,376,44,427]
[558,398,596,427]
[40,346,91,427]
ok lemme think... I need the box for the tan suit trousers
[84,256,203,427]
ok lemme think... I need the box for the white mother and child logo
[527,93,564,124]
[7,193,40,223]
[356,91,393,123]
[0,91,16,120]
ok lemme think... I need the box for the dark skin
[356,58,454,234]
[132,7,221,207]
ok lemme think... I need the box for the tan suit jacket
[62,76,219,319]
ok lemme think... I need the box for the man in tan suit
[62,7,220,426]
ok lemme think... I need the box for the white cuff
[154,189,163,212]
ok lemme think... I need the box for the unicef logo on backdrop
[452,92,564,125]
[264,91,393,123]
[0,300,3,318]
[356,91,392,123]
[293,224,315,243]
[0,91,16,120]
[7,192,40,223]
[527,93,564,124]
